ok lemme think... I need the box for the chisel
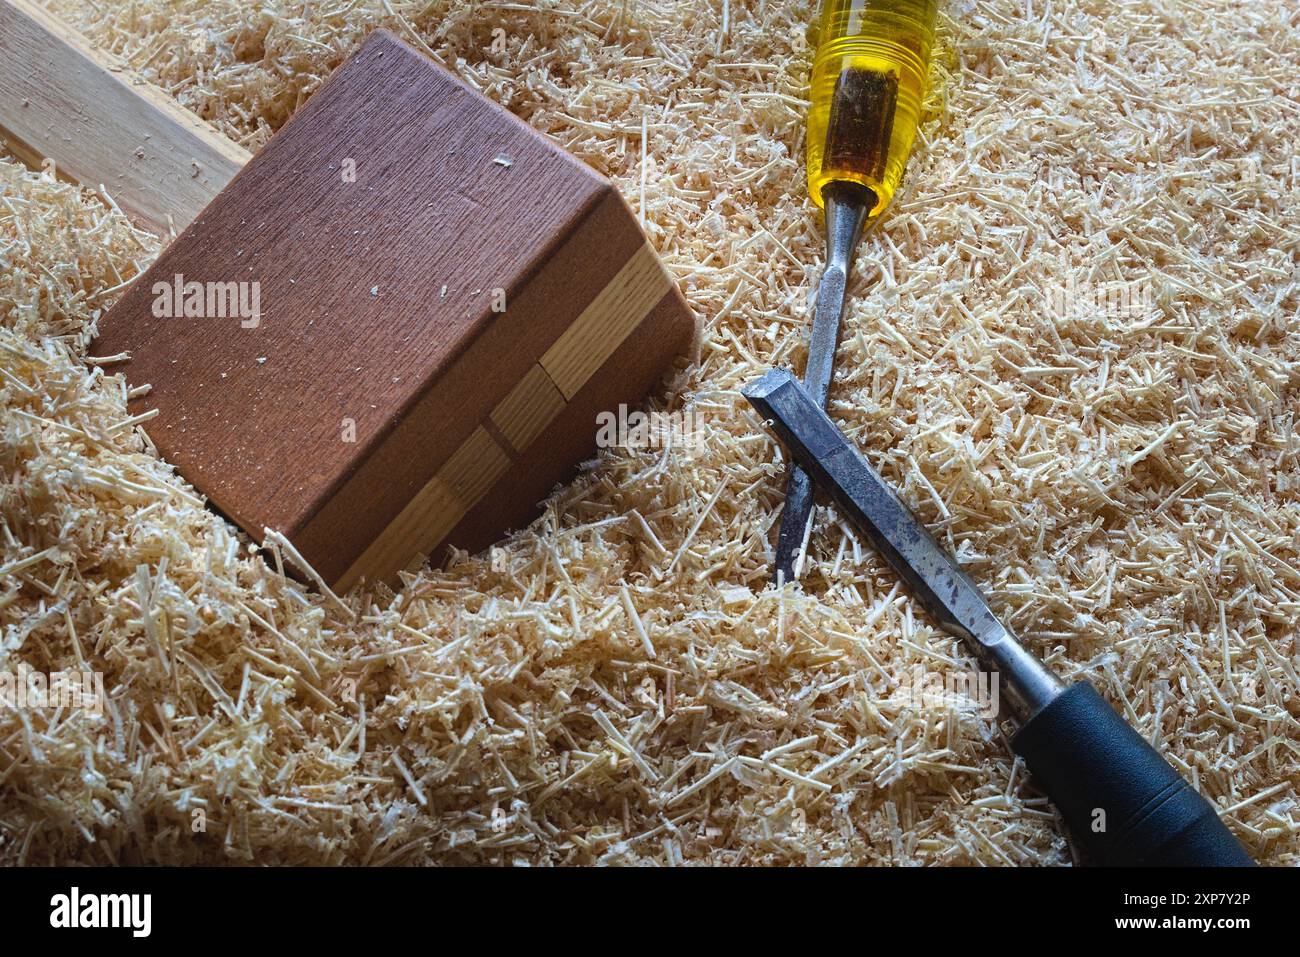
[775,0,939,583]
[745,368,1254,866]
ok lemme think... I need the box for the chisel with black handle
[744,367,1255,866]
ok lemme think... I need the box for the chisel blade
[772,182,871,583]
[745,367,1063,717]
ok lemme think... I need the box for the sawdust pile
[2,0,1297,865]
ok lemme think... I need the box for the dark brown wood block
[96,29,694,589]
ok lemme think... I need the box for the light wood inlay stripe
[491,363,566,453]
[335,428,510,590]
[540,242,670,400]
[335,243,674,589]
[439,427,512,504]
[335,474,462,591]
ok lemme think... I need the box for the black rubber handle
[1011,682,1254,866]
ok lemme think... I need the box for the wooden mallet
[0,1,695,590]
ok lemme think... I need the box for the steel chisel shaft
[748,367,1062,718]
[743,367,1255,867]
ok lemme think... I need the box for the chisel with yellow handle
[775,0,939,583]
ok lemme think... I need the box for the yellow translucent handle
[806,0,938,214]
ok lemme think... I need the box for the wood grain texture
[338,245,682,589]
[439,427,512,506]
[336,476,461,593]
[450,286,690,562]
[540,242,672,399]
[0,0,249,233]
[335,427,512,591]
[491,363,566,454]
[96,29,695,588]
